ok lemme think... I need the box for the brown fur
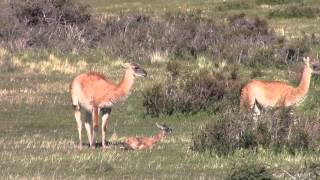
[69,63,146,149]
[122,129,169,150]
[240,57,315,112]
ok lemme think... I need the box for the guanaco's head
[123,63,147,77]
[156,123,173,134]
[303,57,320,74]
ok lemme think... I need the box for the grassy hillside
[81,0,320,37]
[1,0,320,179]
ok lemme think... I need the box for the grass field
[2,0,320,179]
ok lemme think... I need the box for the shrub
[192,109,320,156]
[284,36,311,62]
[227,163,274,180]
[191,112,245,155]
[0,0,283,64]
[284,162,320,179]
[0,0,93,51]
[11,0,90,26]
[142,62,243,116]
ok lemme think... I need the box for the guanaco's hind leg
[85,111,93,147]
[101,108,111,149]
[91,107,99,149]
[74,106,82,150]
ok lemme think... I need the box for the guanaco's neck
[113,68,135,101]
[293,64,312,98]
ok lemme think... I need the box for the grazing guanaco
[69,63,147,149]
[240,57,320,116]
[119,123,173,150]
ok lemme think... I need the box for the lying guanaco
[118,123,173,150]
[69,63,147,149]
[240,57,320,115]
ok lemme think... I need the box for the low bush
[0,0,286,64]
[284,35,311,62]
[0,0,93,51]
[192,109,320,156]
[283,162,320,179]
[227,163,274,180]
[142,62,243,116]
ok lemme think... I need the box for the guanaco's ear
[121,63,131,68]
[156,122,162,129]
[303,57,310,64]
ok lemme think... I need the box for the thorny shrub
[0,0,92,51]
[192,109,320,156]
[142,62,243,116]
[227,163,274,180]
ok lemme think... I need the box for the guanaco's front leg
[101,114,109,149]
[101,108,111,149]
[74,107,82,150]
[85,111,93,148]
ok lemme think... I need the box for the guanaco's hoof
[78,145,83,150]
[102,145,111,149]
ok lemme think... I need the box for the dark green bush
[142,63,243,116]
[192,109,320,156]
[227,163,274,180]
[191,112,245,155]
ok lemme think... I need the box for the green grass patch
[269,5,320,18]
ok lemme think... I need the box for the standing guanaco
[119,123,173,150]
[240,57,320,116]
[69,63,147,149]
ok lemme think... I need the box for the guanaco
[240,57,320,116]
[119,123,173,150]
[69,63,147,149]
